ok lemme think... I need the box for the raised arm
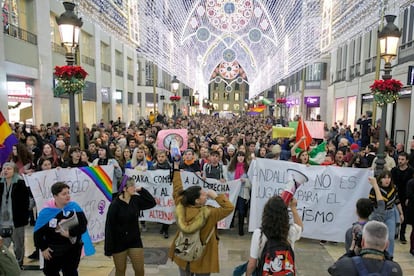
[290,136,306,157]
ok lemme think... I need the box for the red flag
[295,118,312,150]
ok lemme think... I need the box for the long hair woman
[245,196,303,276]
[169,162,234,275]
[227,151,250,236]
[368,170,403,258]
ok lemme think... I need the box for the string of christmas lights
[66,0,412,98]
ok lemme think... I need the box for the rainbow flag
[79,166,112,201]
[0,112,18,165]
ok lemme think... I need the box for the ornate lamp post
[56,2,83,147]
[171,76,180,118]
[277,79,287,124]
[375,15,401,176]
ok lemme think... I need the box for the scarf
[34,200,95,256]
[184,159,194,166]
[234,162,245,180]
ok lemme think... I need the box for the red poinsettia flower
[54,65,88,80]
[170,95,181,101]
[370,78,403,106]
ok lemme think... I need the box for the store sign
[7,81,31,97]
[304,96,320,107]
[408,66,414,85]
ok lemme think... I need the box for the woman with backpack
[245,196,303,276]
[169,161,234,275]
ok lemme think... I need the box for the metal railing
[51,42,66,55]
[3,24,37,45]
[82,55,95,67]
[101,63,111,72]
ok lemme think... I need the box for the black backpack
[257,239,295,276]
[351,256,394,276]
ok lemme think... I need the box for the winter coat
[168,171,234,273]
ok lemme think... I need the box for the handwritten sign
[248,159,372,242]
[23,166,114,243]
[125,169,241,229]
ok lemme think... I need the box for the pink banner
[156,129,188,151]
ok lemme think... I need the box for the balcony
[4,24,37,45]
[82,55,95,67]
[101,63,111,72]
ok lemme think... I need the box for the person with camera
[328,221,402,275]
[0,162,29,269]
[344,176,385,255]
[34,182,94,275]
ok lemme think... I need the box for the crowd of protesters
[1,110,414,271]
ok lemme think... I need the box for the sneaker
[141,225,147,232]
[400,239,407,244]
[28,250,39,260]
[159,228,164,235]
[164,232,169,239]
[319,240,327,246]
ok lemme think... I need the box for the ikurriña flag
[0,111,18,165]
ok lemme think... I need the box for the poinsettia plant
[370,79,403,106]
[53,65,88,96]
[170,95,181,102]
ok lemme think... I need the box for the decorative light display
[73,0,410,98]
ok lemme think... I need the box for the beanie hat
[350,143,359,152]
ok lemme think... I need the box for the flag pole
[300,114,307,150]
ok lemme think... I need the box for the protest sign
[125,169,241,229]
[248,159,372,242]
[24,166,114,243]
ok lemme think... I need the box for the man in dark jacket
[328,221,402,275]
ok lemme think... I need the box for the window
[213,92,219,100]
[234,92,240,101]
[223,104,229,111]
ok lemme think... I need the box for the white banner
[125,169,241,229]
[23,166,114,243]
[248,159,373,242]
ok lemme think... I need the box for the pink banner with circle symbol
[156,129,188,151]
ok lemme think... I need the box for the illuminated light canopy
[75,0,409,97]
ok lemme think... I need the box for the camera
[0,227,13,238]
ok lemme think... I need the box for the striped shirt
[369,185,400,210]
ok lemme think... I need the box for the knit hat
[227,145,236,152]
[350,143,359,152]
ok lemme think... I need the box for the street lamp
[375,14,401,176]
[56,1,83,147]
[277,79,287,123]
[171,76,180,118]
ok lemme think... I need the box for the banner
[125,169,241,229]
[23,166,114,243]
[248,159,373,242]
[156,129,188,151]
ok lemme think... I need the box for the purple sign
[305,96,320,107]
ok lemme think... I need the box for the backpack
[257,239,295,276]
[351,256,394,276]
[174,228,215,262]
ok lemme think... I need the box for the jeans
[384,208,396,257]
[3,226,25,266]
